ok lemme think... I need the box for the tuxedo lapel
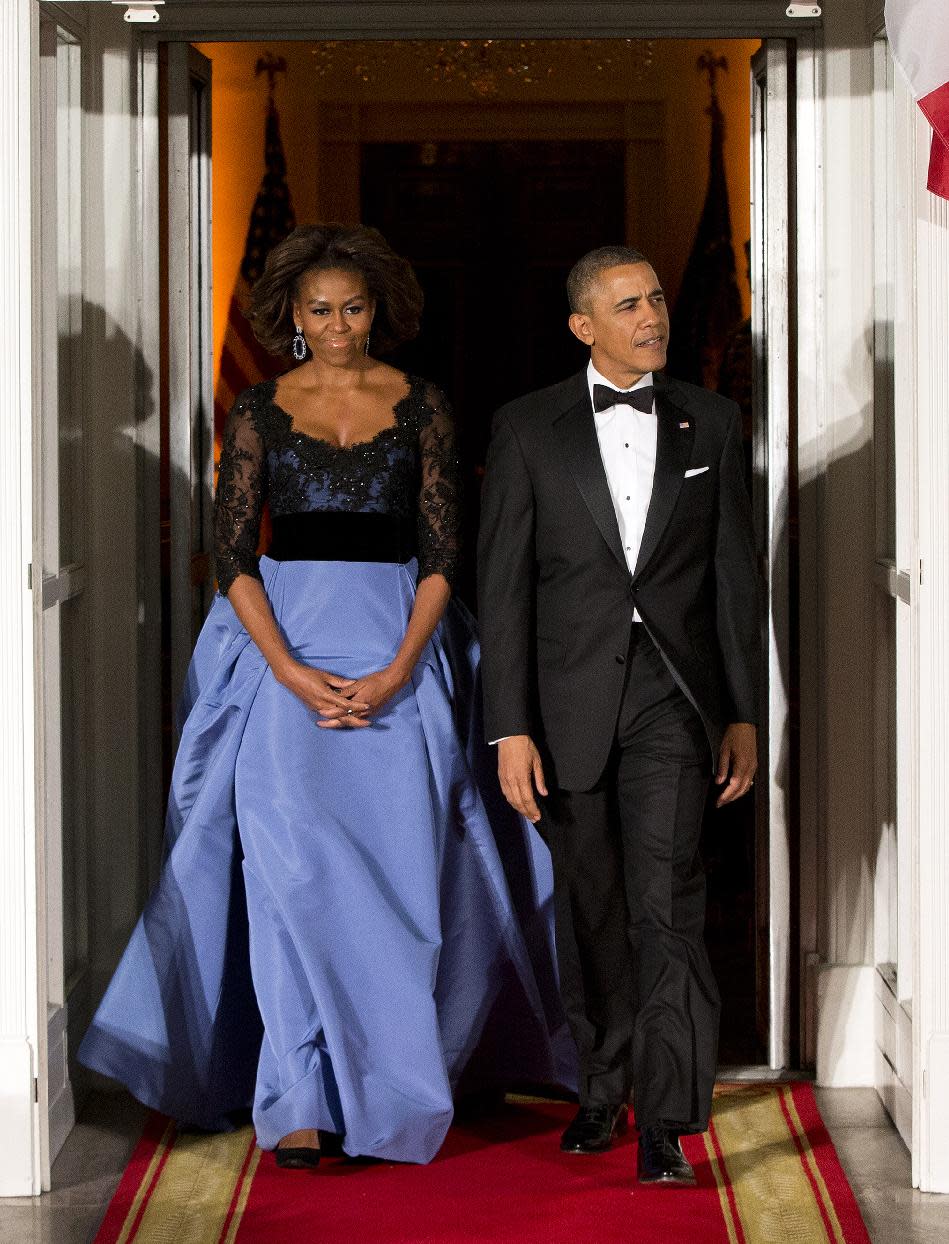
[556,379,628,571]
[633,381,696,579]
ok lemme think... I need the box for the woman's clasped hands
[277,658,410,727]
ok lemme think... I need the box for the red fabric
[94,1088,872,1243]
[919,81,949,199]
[93,1113,171,1244]
[236,1100,733,1244]
[787,1083,873,1244]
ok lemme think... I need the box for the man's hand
[715,723,758,807]
[498,735,548,823]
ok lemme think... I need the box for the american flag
[213,96,296,439]
[664,57,743,388]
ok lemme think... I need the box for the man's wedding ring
[346,708,355,716]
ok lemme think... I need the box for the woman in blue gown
[78,224,573,1168]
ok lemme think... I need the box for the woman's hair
[246,223,424,356]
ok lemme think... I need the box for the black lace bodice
[214,374,460,596]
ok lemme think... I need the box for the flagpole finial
[255,52,288,101]
[697,50,728,104]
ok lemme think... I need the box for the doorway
[182,35,777,1068]
[18,8,812,1190]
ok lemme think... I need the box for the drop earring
[364,326,372,357]
[292,326,307,362]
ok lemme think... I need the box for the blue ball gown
[78,374,575,1162]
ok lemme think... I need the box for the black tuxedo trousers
[542,624,719,1131]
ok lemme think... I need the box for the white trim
[794,26,825,1070]
[876,964,912,1148]
[810,1,877,1086]
[817,964,876,1085]
[138,36,164,891]
[751,39,793,1072]
[146,2,821,40]
[912,106,949,1194]
[0,0,41,1199]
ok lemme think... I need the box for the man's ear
[569,312,593,346]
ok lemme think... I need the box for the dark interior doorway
[362,139,625,606]
[362,137,763,1065]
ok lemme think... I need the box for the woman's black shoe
[275,1145,321,1169]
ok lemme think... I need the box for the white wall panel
[0,0,40,1199]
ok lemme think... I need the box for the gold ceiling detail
[309,39,656,98]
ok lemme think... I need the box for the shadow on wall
[57,300,182,1106]
[796,325,877,1083]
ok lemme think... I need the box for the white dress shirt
[587,361,657,621]
[491,363,657,744]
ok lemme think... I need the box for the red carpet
[95,1084,870,1243]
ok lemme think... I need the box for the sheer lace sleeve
[416,383,461,587]
[214,392,267,596]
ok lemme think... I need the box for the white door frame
[4,0,829,1198]
[0,0,41,1200]
[165,42,215,705]
[751,39,793,1072]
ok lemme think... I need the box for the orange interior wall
[196,38,760,393]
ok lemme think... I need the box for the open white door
[163,43,215,707]
[35,14,89,1179]
[751,40,793,1071]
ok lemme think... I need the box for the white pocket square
[684,466,709,477]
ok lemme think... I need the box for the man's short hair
[566,245,650,314]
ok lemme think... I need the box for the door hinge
[33,1077,39,1103]
[27,563,32,591]
[920,558,925,586]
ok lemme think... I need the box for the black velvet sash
[267,512,417,564]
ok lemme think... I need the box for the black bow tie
[592,383,655,414]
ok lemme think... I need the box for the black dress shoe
[560,1103,628,1153]
[636,1124,696,1186]
[275,1145,321,1169]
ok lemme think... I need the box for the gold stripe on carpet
[116,1121,176,1244]
[131,1126,257,1244]
[220,1143,263,1244]
[711,1085,836,1243]
[703,1123,742,1244]
[781,1086,846,1244]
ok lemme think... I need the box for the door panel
[751,40,794,1070]
[163,44,214,715]
[37,16,88,1179]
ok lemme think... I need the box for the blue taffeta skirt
[79,556,575,1163]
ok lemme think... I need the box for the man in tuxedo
[477,246,759,1186]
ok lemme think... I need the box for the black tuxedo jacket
[477,369,761,792]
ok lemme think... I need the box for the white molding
[876,966,912,1148]
[46,1003,74,1164]
[0,1039,36,1197]
[794,28,825,1069]
[876,1045,912,1149]
[816,964,876,1086]
[144,2,822,41]
[0,0,41,1199]
[751,39,792,1071]
[912,107,949,1194]
[816,2,876,970]
[138,36,164,891]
